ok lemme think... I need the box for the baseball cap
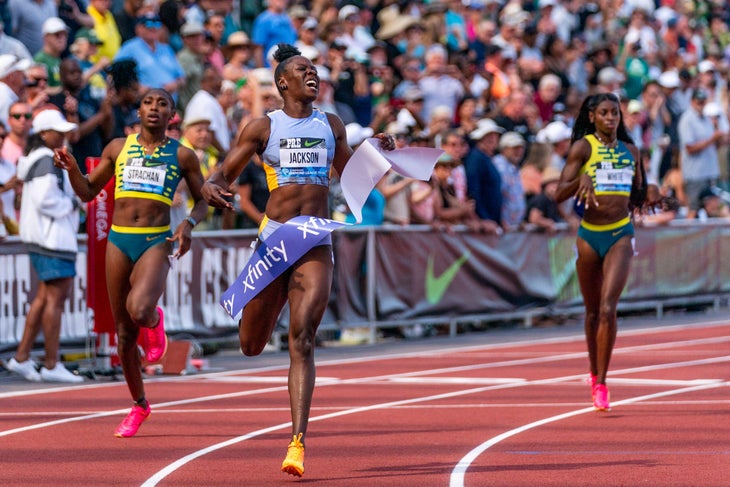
[75,28,103,45]
[698,59,715,73]
[703,102,723,118]
[469,118,505,140]
[32,109,77,133]
[499,131,526,149]
[180,22,205,37]
[692,88,708,101]
[345,122,374,147]
[657,70,680,89]
[0,54,31,79]
[136,13,162,28]
[42,17,69,35]
[339,5,360,21]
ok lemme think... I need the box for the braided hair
[273,44,302,95]
[570,93,633,146]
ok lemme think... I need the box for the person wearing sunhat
[222,31,256,83]
[7,109,84,384]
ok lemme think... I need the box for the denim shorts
[29,252,76,281]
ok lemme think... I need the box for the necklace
[138,135,168,156]
[594,132,617,149]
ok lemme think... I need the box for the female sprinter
[54,88,208,437]
[202,44,394,477]
[555,92,659,411]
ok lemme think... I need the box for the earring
[280,84,287,90]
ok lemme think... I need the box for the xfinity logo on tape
[220,216,349,318]
[296,216,330,238]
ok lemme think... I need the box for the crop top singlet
[260,109,336,191]
[580,134,635,197]
[114,134,182,205]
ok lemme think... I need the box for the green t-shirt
[33,51,62,88]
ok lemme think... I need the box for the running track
[1,315,728,486]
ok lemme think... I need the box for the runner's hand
[201,180,233,209]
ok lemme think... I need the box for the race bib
[280,137,327,168]
[121,157,166,194]
[596,167,633,186]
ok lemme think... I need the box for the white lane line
[139,354,730,486]
[1,334,728,438]
[448,381,729,487]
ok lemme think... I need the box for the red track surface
[1,318,728,486]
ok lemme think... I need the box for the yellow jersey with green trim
[114,135,182,205]
[580,134,635,197]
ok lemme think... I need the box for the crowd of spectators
[1,0,730,240]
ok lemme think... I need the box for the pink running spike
[593,383,610,411]
[139,307,168,363]
[114,403,151,437]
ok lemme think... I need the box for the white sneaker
[6,358,42,382]
[40,363,84,383]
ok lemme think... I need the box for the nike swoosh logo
[303,139,320,148]
[146,234,162,242]
[144,160,165,167]
[159,152,174,156]
[612,230,622,237]
[425,251,471,304]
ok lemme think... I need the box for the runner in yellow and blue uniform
[555,93,661,413]
[54,88,208,438]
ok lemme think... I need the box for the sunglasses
[10,113,32,120]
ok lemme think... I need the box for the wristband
[185,216,197,227]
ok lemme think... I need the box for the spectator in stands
[235,152,268,229]
[524,166,567,234]
[87,0,121,63]
[678,88,723,219]
[0,121,20,235]
[112,0,143,43]
[555,92,659,413]
[494,88,534,145]
[493,131,527,232]
[69,28,109,101]
[431,153,494,233]
[533,73,563,125]
[34,17,69,89]
[6,0,57,55]
[250,0,297,68]
[176,22,207,113]
[48,57,113,175]
[7,109,83,383]
[0,54,30,127]
[2,100,31,167]
[222,30,255,83]
[185,64,231,153]
[114,13,185,101]
[696,186,730,220]
[203,12,226,74]
[0,19,32,60]
[23,63,51,111]
[107,59,140,139]
[464,118,504,225]
[419,43,465,121]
